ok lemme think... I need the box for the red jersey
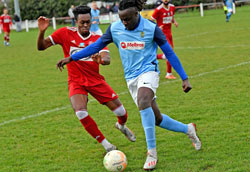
[0,14,12,29]
[49,27,109,86]
[151,4,175,34]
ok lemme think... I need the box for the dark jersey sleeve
[100,25,113,44]
[154,26,188,80]
[153,26,168,46]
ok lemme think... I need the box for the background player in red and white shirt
[151,0,178,79]
[0,8,12,46]
[37,5,136,153]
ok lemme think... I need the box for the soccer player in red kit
[0,8,12,46]
[151,0,178,79]
[37,5,136,153]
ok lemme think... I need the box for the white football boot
[143,152,158,171]
[105,144,117,153]
[115,122,136,142]
[187,123,201,150]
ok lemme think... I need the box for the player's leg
[156,53,166,60]
[135,72,159,170]
[165,35,176,79]
[88,81,136,142]
[3,30,10,46]
[151,99,201,150]
[226,10,232,22]
[3,32,7,46]
[138,88,157,170]
[105,98,136,142]
[69,82,116,152]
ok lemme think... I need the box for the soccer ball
[103,150,127,172]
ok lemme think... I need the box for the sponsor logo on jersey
[120,41,145,50]
[71,40,76,44]
[69,46,92,61]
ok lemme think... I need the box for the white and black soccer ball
[103,150,127,172]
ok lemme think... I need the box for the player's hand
[182,79,192,93]
[174,21,179,28]
[92,21,97,24]
[91,53,102,64]
[56,57,73,72]
[38,16,49,32]
[159,25,163,30]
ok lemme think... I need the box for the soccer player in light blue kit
[90,1,102,35]
[57,0,201,170]
[224,0,235,22]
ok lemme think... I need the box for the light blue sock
[140,107,156,149]
[227,12,232,21]
[159,114,188,134]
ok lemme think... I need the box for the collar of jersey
[162,4,170,10]
[77,30,92,40]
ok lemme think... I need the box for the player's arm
[37,16,53,50]
[57,25,113,71]
[172,16,178,27]
[154,26,192,93]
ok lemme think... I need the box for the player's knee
[137,97,151,110]
[73,105,86,113]
[113,105,126,116]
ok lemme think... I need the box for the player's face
[92,2,97,10]
[3,9,8,15]
[162,0,170,5]
[119,8,139,30]
[77,14,91,36]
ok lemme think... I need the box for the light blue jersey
[71,15,188,81]
[90,9,100,32]
[225,0,233,10]
[110,15,159,80]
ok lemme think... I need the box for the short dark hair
[73,5,91,20]
[119,0,146,11]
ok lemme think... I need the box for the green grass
[0,6,250,172]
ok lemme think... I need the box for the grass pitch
[0,6,250,172]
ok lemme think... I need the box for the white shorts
[92,29,103,35]
[126,71,159,107]
[227,8,233,13]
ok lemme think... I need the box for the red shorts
[68,80,119,104]
[3,27,10,33]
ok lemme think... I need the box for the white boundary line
[174,27,250,40]
[0,61,250,127]
[175,44,250,50]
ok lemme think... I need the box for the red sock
[157,54,165,59]
[117,111,127,125]
[4,36,9,42]
[167,61,172,73]
[79,115,105,143]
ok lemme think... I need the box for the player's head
[162,0,170,6]
[92,1,98,10]
[73,5,92,36]
[3,8,8,15]
[118,0,146,30]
